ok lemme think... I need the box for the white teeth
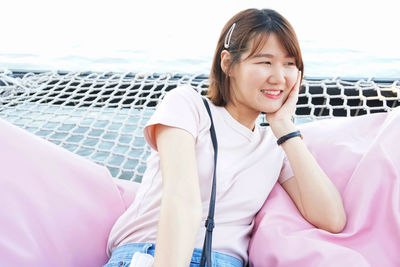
[262,90,281,95]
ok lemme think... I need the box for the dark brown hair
[207,8,304,106]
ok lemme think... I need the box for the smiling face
[225,33,299,122]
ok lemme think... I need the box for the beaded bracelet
[277,130,302,146]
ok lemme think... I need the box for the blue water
[1,45,399,78]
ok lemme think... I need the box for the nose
[267,66,285,85]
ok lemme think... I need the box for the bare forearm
[272,120,346,232]
[154,192,202,267]
[282,136,346,232]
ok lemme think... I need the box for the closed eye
[285,62,296,66]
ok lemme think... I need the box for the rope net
[1,70,399,182]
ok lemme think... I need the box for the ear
[220,50,231,75]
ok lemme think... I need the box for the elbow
[165,189,203,226]
[187,194,203,225]
[193,200,203,224]
[307,206,347,233]
[323,211,347,234]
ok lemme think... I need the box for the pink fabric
[0,118,139,267]
[249,109,400,267]
[2,101,399,266]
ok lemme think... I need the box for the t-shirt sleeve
[143,85,203,151]
[278,154,294,184]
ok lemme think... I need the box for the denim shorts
[104,243,243,267]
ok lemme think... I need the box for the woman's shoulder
[144,85,208,149]
[166,84,202,99]
[161,84,206,112]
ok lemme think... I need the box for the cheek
[246,65,270,82]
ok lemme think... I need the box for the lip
[261,89,283,99]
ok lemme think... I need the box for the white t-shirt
[106,85,294,263]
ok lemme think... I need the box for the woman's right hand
[266,70,301,139]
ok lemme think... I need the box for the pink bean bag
[0,118,139,267]
[249,108,400,266]
[2,108,399,267]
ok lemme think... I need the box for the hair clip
[224,23,236,49]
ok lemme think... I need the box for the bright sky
[1,0,399,76]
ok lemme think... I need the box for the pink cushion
[3,107,399,266]
[249,110,400,266]
[0,118,139,267]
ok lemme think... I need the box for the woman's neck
[225,102,260,131]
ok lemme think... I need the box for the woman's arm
[267,71,346,233]
[274,120,347,233]
[153,124,203,267]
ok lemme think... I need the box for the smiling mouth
[260,89,283,95]
[260,89,283,99]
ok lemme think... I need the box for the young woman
[104,8,346,267]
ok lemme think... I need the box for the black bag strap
[200,98,218,267]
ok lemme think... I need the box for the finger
[290,72,301,96]
[294,70,302,91]
[287,89,298,107]
[291,70,302,97]
[285,71,301,106]
[282,90,297,112]
[290,71,301,98]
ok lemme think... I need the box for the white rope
[1,70,399,181]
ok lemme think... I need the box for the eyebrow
[253,53,294,59]
[253,53,273,58]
